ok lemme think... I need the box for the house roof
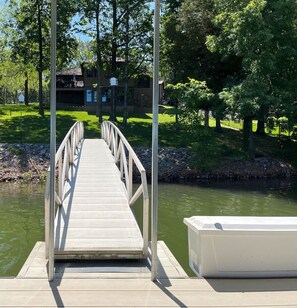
[57,67,82,76]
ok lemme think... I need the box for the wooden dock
[0,241,294,307]
[4,120,296,306]
[0,241,293,307]
[54,139,144,259]
[3,276,297,307]
[18,241,188,279]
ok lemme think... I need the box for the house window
[86,88,92,103]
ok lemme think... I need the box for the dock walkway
[3,277,297,307]
[8,241,297,307]
[54,139,143,259]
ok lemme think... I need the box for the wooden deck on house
[54,138,144,259]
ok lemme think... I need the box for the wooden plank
[67,211,133,219]
[55,238,143,250]
[56,218,139,228]
[17,242,43,278]
[55,228,142,239]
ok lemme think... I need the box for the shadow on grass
[117,121,194,148]
[254,133,297,167]
[1,110,296,171]
[0,114,100,143]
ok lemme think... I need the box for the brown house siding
[56,65,163,113]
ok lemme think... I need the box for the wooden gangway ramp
[45,121,149,264]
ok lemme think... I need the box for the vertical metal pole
[48,0,57,282]
[151,0,160,282]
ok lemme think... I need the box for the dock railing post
[48,0,57,282]
[151,0,160,282]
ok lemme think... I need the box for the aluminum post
[48,0,57,282]
[151,0,160,282]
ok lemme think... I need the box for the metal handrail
[101,121,149,257]
[45,121,84,258]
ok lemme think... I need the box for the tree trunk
[243,116,255,159]
[4,87,7,104]
[204,109,209,128]
[96,4,102,123]
[15,90,18,104]
[215,117,223,133]
[123,5,129,127]
[243,117,249,153]
[111,0,117,74]
[110,0,117,121]
[256,107,266,135]
[175,101,179,126]
[24,72,29,106]
[37,0,44,116]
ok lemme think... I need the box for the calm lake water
[1,179,297,277]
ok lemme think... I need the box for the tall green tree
[77,0,108,122]
[76,0,152,122]
[161,0,241,130]
[7,0,77,114]
[100,0,153,121]
[117,0,153,125]
[207,0,297,157]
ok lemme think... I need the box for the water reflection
[1,179,297,276]
[134,179,297,275]
[0,183,44,276]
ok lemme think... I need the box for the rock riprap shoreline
[0,144,50,182]
[0,143,296,183]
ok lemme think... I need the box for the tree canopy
[1,0,297,160]
[162,0,297,157]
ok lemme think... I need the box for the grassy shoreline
[1,103,297,169]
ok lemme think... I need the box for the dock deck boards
[54,139,144,259]
[12,241,297,307]
[3,277,297,307]
[18,241,188,280]
[8,241,297,307]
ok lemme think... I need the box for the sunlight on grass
[0,103,175,144]
[0,104,101,143]
[1,103,297,167]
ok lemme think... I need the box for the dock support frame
[151,0,160,282]
[48,0,57,282]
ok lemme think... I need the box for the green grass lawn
[0,103,180,146]
[1,103,297,168]
[0,104,100,143]
[220,118,294,137]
